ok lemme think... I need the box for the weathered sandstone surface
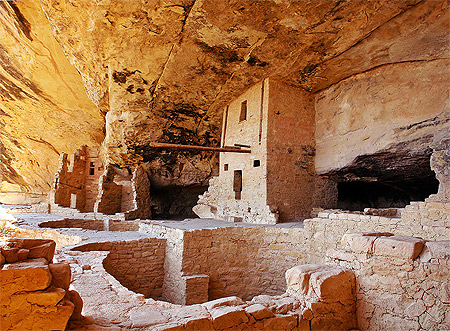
[0,1,104,199]
[2,0,448,201]
[0,238,82,331]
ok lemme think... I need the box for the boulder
[49,263,72,290]
[28,242,56,262]
[245,304,274,320]
[373,235,425,259]
[309,268,356,303]
[202,296,245,311]
[0,260,52,298]
[67,290,84,321]
[17,249,29,261]
[285,264,330,297]
[6,239,56,262]
[1,247,19,263]
[210,306,249,330]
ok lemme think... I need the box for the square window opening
[253,160,261,167]
[224,164,229,171]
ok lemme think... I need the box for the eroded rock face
[0,238,82,331]
[0,0,449,203]
[38,0,432,187]
[0,0,104,197]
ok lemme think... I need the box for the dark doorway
[234,170,242,200]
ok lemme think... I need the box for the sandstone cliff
[0,0,448,208]
[0,0,104,199]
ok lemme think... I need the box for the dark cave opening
[149,185,207,219]
[337,178,439,211]
[334,149,440,211]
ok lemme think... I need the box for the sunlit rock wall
[0,0,104,200]
[38,0,423,191]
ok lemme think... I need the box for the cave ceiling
[0,0,448,193]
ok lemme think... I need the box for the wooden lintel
[148,142,251,153]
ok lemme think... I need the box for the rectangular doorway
[70,193,77,209]
[233,170,242,200]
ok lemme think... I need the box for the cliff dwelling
[0,0,449,330]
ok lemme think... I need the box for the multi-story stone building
[195,78,337,224]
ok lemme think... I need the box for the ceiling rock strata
[0,0,449,204]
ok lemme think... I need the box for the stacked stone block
[305,201,450,263]
[74,237,166,299]
[326,232,450,330]
[148,264,356,330]
[0,238,82,331]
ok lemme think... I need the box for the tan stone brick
[373,236,425,259]
[211,306,249,330]
[245,304,274,320]
[263,315,297,330]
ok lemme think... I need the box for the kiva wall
[74,238,166,299]
[140,222,307,305]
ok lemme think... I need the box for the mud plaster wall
[75,238,166,299]
[216,79,270,223]
[140,223,307,304]
[315,59,450,175]
[327,236,450,331]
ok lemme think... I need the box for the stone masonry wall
[305,201,450,263]
[182,226,308,301]
[53,146,102,213]
[140,223,307,304]
[74,238,166,299]
[326,233,450,330]
[38,218,140,232]
[266,80,336,220]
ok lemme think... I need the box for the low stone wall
[39,218,105,231]
[74,238,166,299]
[38,218,140,232]
[140,223,307,304]
[305,201,450,263]
[0,221,82,248]
[149,263,356,331]
[326,233,450,330]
